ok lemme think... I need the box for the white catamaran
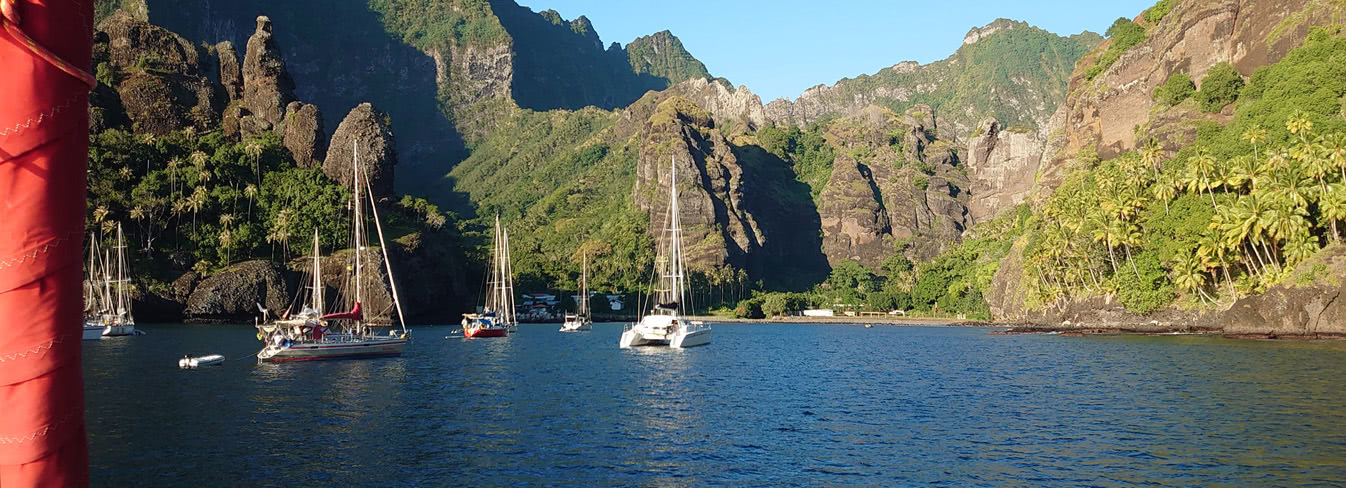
[256,143,410,362]
[619,157,711,349]
[560,253,593,332]
[462,215,515,338]
[85,224,138,338]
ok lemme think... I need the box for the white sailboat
[100,224,137,337]
[81,232,107,340]
[560,253,593,332]
[256,143,410,362]
[462,215,514,338]
[619,156,711,349]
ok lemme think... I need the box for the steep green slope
[766,19,1101,137]
[919,26,1346,321]
[625,31,712,87]
[489,1,711,111]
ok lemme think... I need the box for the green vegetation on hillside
[1142,0,1175,25]
[88,128,451,289]
[1154,72,1195,106]
[754,124,837,200]
[1196,62,1245,113]
[1085,18,1146,81]
[368,0,508,50]
[786,19,1099,135]
[625,31,711,86]
[1017,28,1346,313]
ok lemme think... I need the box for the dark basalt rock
[242,15,296,127]
[282,101,326,168]
[184,260,292,320]
[324,103,397,199]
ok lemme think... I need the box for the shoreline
[684,315,988,327]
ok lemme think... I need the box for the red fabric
[0,0,94,486]
[321,301,363,321]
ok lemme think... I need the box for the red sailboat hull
[464,326,508,338]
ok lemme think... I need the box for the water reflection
[83,324,1346,487]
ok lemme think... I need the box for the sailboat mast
[363,176,410,332]
[503,226,514,325]
[86,233,97,313]
[352,141,363,328]
[312,228,323,314]
[102,249,112,312]
[669,156,684,311]
[581,253,588,316]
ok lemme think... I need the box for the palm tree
[1187,148,1219,208]
[1242,126,1267,160]
[1319,183,1346,241]
[1286,110,1313,137]
[244,141,263,186]
[1151,176,1177,215]
[1140,139,1165,177]
[267,208,295,259]
[187,186,206,235]
[1322,132,1346,183]
[1224,155,1257,192]
[1171,248,1214,304]
[167,157,181,199]
[243,183,258,221]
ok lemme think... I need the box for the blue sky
[516,0,1157,102]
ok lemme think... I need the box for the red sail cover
[1,0,94,486]
[321,302,363,321]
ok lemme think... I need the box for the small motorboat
[179,354,225,369]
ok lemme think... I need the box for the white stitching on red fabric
[0,237,66,270]
[0,413,71,445]
[0,335,63,364]
[0,94,79,138]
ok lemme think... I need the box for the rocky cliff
[324,102,398,199]
[632,97,764,271]
[1049,0,1341,171]
[95,11,225,135]
[963,118,1044,224]
[817,106,970,265]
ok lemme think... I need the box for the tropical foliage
[1154,72,1195,106]
[1019,28,1346,313]
[87,128,452,285]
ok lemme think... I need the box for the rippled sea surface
[85,323,1346,487]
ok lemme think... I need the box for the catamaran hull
[620,325,710,349]
[670,327,711,348]
[259,338,407,362]
[559,321,592,332]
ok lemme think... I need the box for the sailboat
[619,157,711,349]
[462,215,515,338]
[560,253,593,332]
[256,143,410,362]
[99,224,138,337]
[81,232,108,340]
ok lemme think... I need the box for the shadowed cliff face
[629,96,830,290]
[487,0,707,112]
[143,0,463,195]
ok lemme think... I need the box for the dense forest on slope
[766,19,1101,139]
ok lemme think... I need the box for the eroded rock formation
[325,103,397,199]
